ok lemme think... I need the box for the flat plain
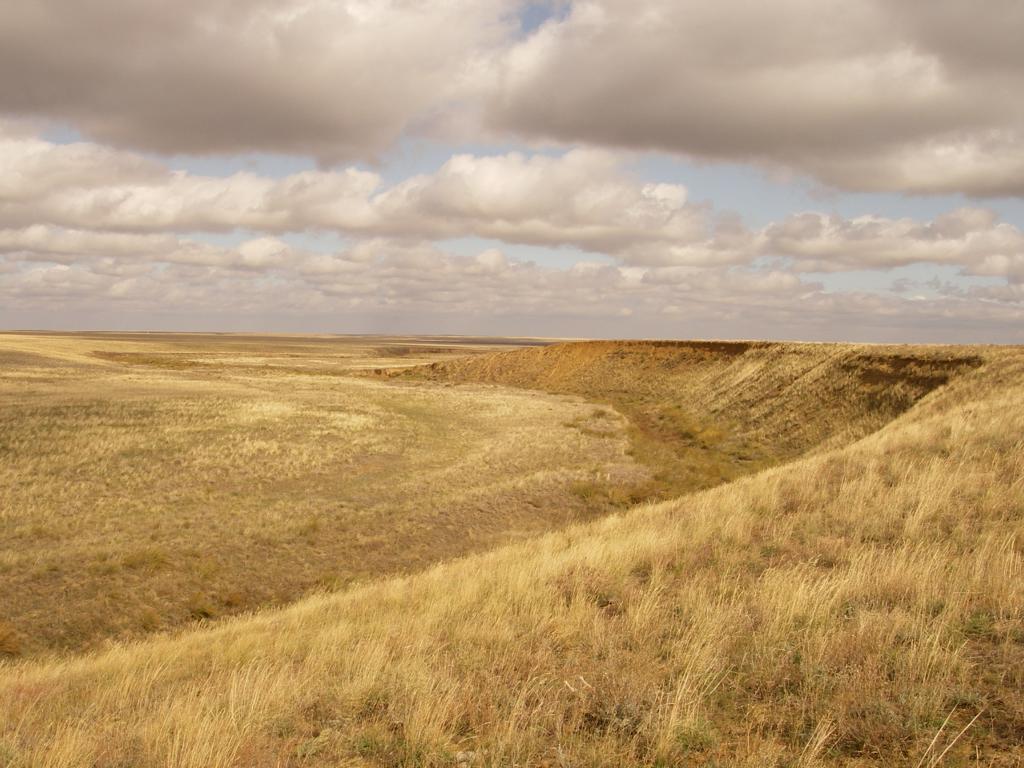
[0,332,1022,767]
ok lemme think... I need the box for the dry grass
[382,340,983,499]
[0,333,642,654]
[0,334,1021,766]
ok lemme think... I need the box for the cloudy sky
[2,0,1023,342]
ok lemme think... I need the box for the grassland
[0,333,644,654]
[0,333,1021,766]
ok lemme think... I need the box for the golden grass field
[0,332,1022,766]
[0,333,645,655]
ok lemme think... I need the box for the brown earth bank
[376,340,986,500]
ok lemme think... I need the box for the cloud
[969,254,1024,284]
[764,208,1024,277]
[3,227,1023,343]
[0,226,809,317]
[370,150,753,264]
[2,118,1023,342]
[0,0,512,162]
[0,132,750,266]
[2,2,1021,198]
[3,129,1024,284]
[486,0,1024,195]
[0,132,380,232]
[0,226,179,262]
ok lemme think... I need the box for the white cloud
[3,228,1023,343]
[0,133,745,266]
[370,150,742,264]
[764,208,1024,275]
[487,0,1024,195]
[2,2,1022,198]
[4,130,1024,290]
[0,132,380,232]
[0,0,513,162]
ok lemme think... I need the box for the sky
[1,0,1023,342]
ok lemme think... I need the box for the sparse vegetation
[0,333,1021,766]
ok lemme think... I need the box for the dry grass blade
[924,709,985,768]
